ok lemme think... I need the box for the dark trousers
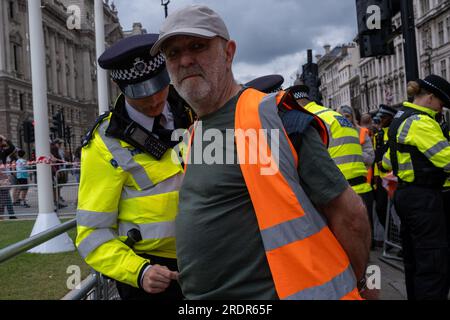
[375,177,388,228]
[115,254,183,301]
[394,186,449,300]
[0,189,15,216]
[360,190,374,242]
[443,188,450,293]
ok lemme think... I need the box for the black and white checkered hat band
[110,54,165,81]
[423,80,450,103]
[292,91,309,100]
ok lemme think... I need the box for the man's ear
[225,40,236,65]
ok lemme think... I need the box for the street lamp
[363,74,370,112]
[161,0,170,18]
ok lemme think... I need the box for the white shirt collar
[125,100,174,131]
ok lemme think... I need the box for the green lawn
[0,219,91,300]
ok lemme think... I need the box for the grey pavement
[370,247,407,300]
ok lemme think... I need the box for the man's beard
[173,64,223,108]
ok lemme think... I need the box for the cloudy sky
[113,0,358,87]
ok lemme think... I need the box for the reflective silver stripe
[398,115,420,144]
[121,173,183,200]
[98,121,154,190]
[284,266,357,300]
[424,141,450,160]
[399,162,414,171]
[382,154,392,168]
[328,136,360,148]
[77,228,118,259]
[261,215,326,251]
[314,109,329,117]
[77,210,118,228]
[119,221,175,240]
[333,154,364,166]
[258,94,328,241]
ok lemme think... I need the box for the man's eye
[164,49,179,59]
[191,42,206,51]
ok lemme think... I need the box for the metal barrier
[0,165,79,220]
[0,215,119,300]
[382,199,403,262]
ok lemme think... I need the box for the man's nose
[178,50,196,67]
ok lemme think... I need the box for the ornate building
[317,43,360,111]
[0,0,123,154]
[315,0,449,116]
[359,0,450,113]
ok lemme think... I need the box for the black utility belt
[347,176,367,187]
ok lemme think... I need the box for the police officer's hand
[141,264,179,294]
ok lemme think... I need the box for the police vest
[303,102,371,195]
[387,102,449,187]
[197,88,360,300]
[76,112,184,288]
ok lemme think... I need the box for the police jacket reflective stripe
[382,102,450,187]
[234,88,361,300]
[76,98,184,288]
[303,102,371,194]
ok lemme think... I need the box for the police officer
[75,34,194,300]
[245,74,284,93]
[288,85,373,231]
[373,104,397,229]
[382,74,450,300]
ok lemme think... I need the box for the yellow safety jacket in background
[382,102,450,185]
[373,127,390,179]
[76,111,184,288]
[304,102,371,195]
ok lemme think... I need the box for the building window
[422,28,432,51]
[8,1,14,20]
[438,21,444,46]
[447,17,450,43]
[441,60,447,79]
[420,0,430,15]
[19,93,24,111]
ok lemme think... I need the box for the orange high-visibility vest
[234,88,361,300]
[359,127,373,184]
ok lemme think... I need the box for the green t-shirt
[176,94,348,300]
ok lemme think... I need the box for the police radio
[124,121,170,160]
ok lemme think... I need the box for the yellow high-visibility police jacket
[304,102,371,195]
[76,96,185,288]
[382,102,450,186]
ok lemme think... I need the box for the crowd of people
[0,134,82,217]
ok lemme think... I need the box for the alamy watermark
[170,122,281,176]
[366,5,382,30]
[366,265,382,290]
[66,265,81,290]
[66,4,81,30]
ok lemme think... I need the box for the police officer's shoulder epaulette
[81,111,111,147]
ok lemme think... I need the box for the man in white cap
[152,5,371,300]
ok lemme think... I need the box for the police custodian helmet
[245,75,284,94]
[98,33,170,99]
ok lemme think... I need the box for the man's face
[125,86,169,117]
[161,36,233,106]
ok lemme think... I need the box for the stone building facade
[0,0,123,154]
